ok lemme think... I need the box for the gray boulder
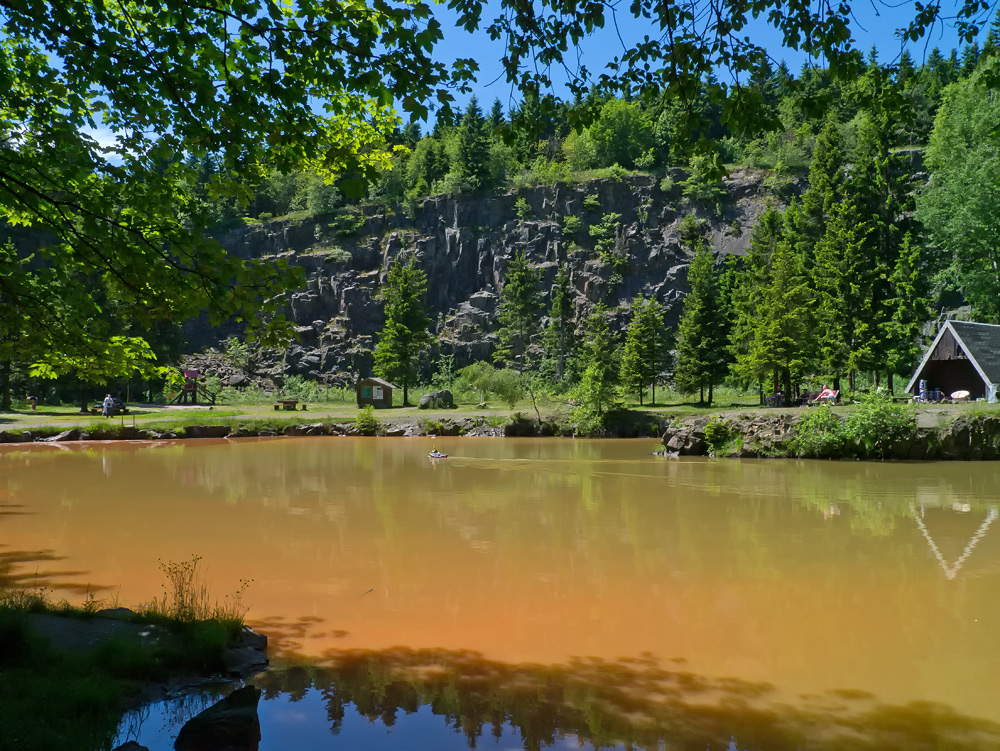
[174,686,261,751]
[418,390,454,409]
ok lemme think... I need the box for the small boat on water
[428,450,448,459]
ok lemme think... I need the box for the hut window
[361,386,372,398]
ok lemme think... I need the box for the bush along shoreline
[662,397,1000,461]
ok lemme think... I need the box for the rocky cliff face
[192,169,780,384]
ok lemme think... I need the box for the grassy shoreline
[0,559,261,751]
[2,398,998,443]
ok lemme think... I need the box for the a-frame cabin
[906,320,1000,402]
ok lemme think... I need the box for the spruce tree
[673,245,729,405]
[455,96,492,190]
[542,262,577,382]
[751,236,814,398]
[620,294,668,405]
[373,257,432,405]
[885,233,932,392]
[801,117,845,239]
[728,206,783,400]
[494,249,541,374]
[576,303,619,416]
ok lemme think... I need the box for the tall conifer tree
[494,250,541,374]
[543,262,577,381]
[374,258,432,405]
[674,246,729,405]
[620,294,669,405]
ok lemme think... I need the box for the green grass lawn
[3,390,998,436]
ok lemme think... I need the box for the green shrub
[583,194,601,211]
[704,419,731,454]
[844,391,917,459]
[659,175,675,193]
[322,246,352,264]
[418,418,444,435]
[561,215,582,236]
[791,408,846,458]
[515,196,531,221]
[510,157,571,188]
[355,404,383,435]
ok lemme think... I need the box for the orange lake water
[3,437,1000,749]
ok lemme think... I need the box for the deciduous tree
[916,61,1000,322]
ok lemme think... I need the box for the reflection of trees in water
[252,649,1000,751]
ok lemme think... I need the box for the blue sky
[431,0,995,113]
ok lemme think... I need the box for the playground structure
[167,369,216,405]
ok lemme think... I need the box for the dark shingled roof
[950,321,1000,385]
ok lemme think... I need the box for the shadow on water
[0,504,114,596]
[124,647,1000,751]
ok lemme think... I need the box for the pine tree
[373,258,432,405]
[576,303,619,416]
[673,246,729,405]
[455,96,492,190]
[885,233,932,391]
[801,117,846,239]
[494,249,541,374]
[542,262,577,382]
[728,206,783,400]
[845,101,909,385]
[751,236,814,398]
[620,294,669,405]
[489,98,505,130]
[812,200,870,390]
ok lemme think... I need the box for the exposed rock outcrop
[186,170,783,385]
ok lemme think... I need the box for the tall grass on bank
[141,555,252,640]
[0,557,254,751]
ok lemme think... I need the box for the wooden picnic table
[273,399,302,411]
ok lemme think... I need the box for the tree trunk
[0,360,11,412]
[79,384,88,413]
[707,382,714,406]
[887,371,894,394]
[651,380,656,406]
[638,388,644,406]
[699,383,704,405]
[403,381,409,406]
[758,381,764,406]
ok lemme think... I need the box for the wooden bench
[273,400,299,411]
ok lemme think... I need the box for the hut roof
[906,320,1000,393]
[357,377,397,390]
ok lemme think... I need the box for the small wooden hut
[355,377,396,408]
[906,320,1000,402]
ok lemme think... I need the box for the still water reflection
[2,437,1000,749]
